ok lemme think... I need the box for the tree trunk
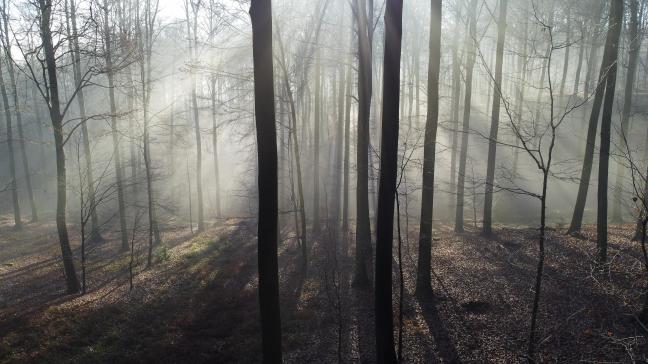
[39,0,80,293]
[596,0,623,263]
[342,27,353,233]
[483,0,508,235]
[68,0,101,241]
[0,44,21,228]
[353,0,372,287]
[558,6,571,98]
[415,0,441,297]
[454,0,478,233]
[332,63,345,226]
[103,0,128,251]
[375,0,402,361]
[448,7,462,208]
[612,0,641,223]
[567,0,618,235]
[2,12,37,222]
[211,76,222,218]
[186,1,204,232]
[313,53,321,233]
[250,1,282,361]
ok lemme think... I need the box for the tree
[0,30,21,229]
[415,0,441,297]
[185,0,204,232]
[0,2,36,222]
[34,0,81,293]
[102,0,128,251]
[567,0,612,235]
[352,0,372,287]
[250,0,282,361]
[482,0,508,235]
[612,0,643,222]
[66,0,102,241]
[454,0,478,233]
[595,0,623,262]
[374,0,402,361]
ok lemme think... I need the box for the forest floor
[0,215,647,363]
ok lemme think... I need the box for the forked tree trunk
[454,0,478,233]
[596,0,623,262]
[568,0,618,235]
[375,0,402,361]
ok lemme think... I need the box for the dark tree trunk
[39,0,80,293]
[568,0,619,235]
[375,0,402,361]
[454,0,478,233]
[483,0,508,235]
[596,0,623,263]
[250,0,282,361]
[415,0,441,297]
[353,0,372,287]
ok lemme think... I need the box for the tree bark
[68,0,101,241]
[483,0,508,235]
[375,0,402,361]
[0,39,20,229]
[568,0,620,235]
[313,52,321,233]
[103,0,128,251]
[39,0,80,293]
[612,0,641,223]
[353,0,372,287]
[596,0,623,263]
[415,0,441,297]
[1,10,36,222]
[250,1,282,361]
[454,0,478,233]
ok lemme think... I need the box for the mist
[1,0,648,362]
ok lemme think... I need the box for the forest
[1,0,648,362]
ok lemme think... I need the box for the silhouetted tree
[250,0,282,361]
[374,0,402,361]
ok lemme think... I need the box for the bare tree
[374,0,402,361]
[250,0,282,361]
[415,0,441,297]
